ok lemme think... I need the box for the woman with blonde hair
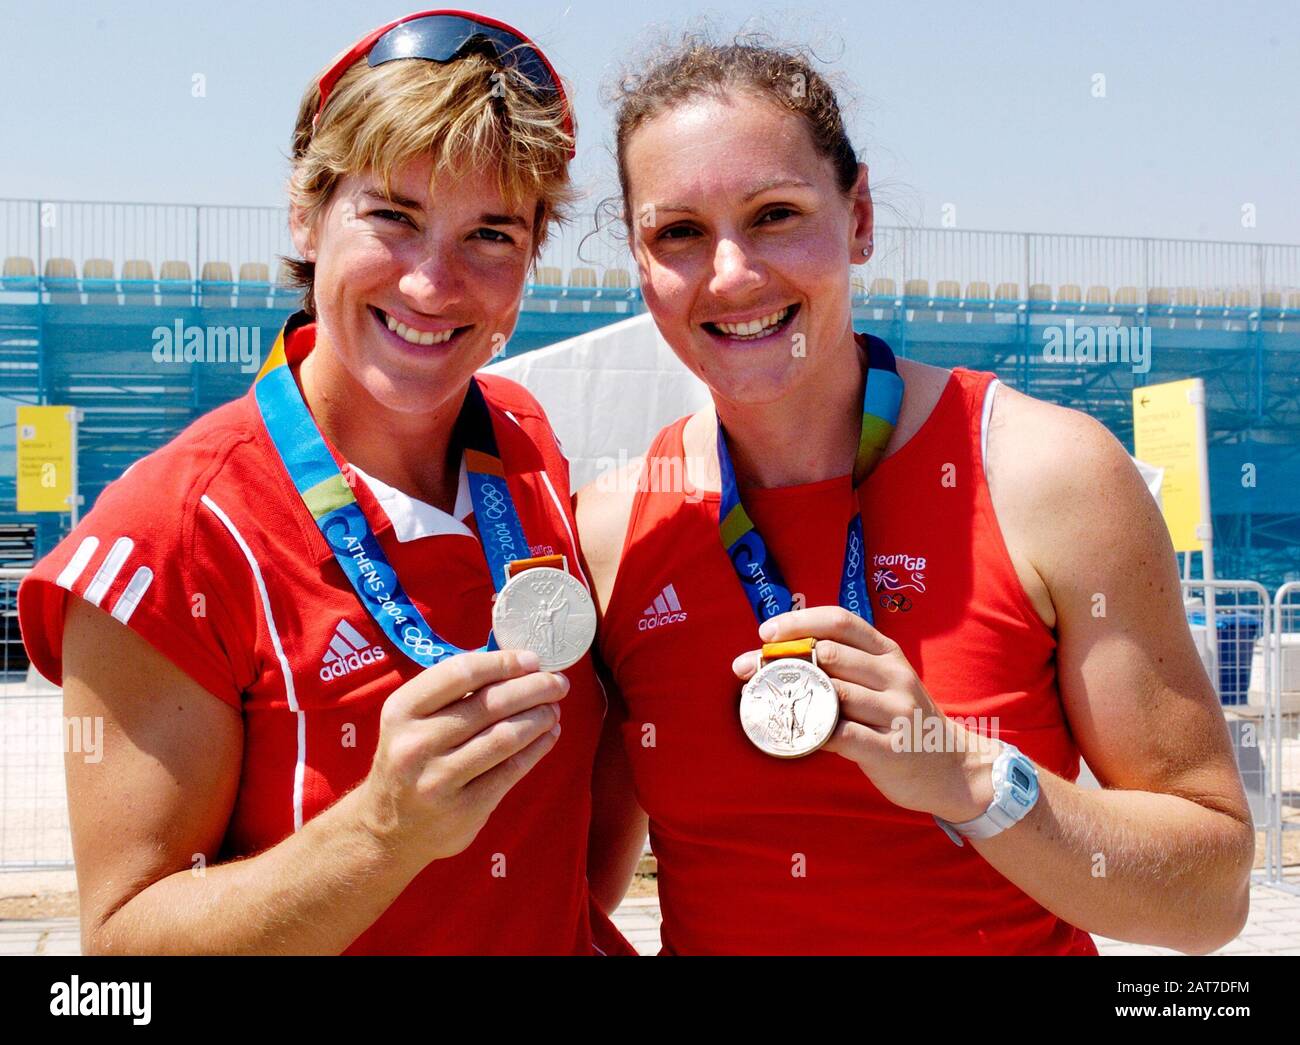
[21,10,629,955]
[581,36,1253,954]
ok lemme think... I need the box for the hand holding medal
[731,606,999,824]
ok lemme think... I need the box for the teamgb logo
[320,619,388,682]
[871,551,929,613]
[639,583,687,631]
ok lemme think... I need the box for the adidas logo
[319,619,388,682]
[638,583,688,631]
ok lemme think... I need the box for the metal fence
[0,568,73,871]
[6,197,1300,302]
[1178,578,1300,893]
[1270,582,1300,893]
[1182,580,1273,886]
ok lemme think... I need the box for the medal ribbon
[253,322,531,667]
[717,334,903,627]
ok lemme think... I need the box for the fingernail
[758,620,776,640]
[553,701,562,721]
[550,723,562,738]
[518,651,540,671]
[554,672,571,692]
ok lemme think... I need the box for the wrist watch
[934,741,1040,847]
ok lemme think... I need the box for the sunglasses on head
[313,8,574,157]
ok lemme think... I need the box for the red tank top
[600,366,1098,955]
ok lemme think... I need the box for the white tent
[486,312,709,489]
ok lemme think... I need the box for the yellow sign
[17,406,75,512]
[1132,379,1209,553]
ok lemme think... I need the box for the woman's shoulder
[575,455,645,617]
[103,396,267,507]
[473,371,572,475]
[22,393,279,613]
[18,395,271,704]
[474,371,554,429]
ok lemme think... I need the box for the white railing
[5,197,1300,302]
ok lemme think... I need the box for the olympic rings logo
[401,626,440,658]
[479,482,507,520]
[845,533,862,574]
[880,593,912,613]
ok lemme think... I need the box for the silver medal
[740,654,839,758]
[491,566,596,671]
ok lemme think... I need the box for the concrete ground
[3,876,1299,956]
[610,882,1300,957]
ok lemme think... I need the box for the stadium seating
[11,249,1299,344]
[82,259,117,305]
[2,256,37,292]
[159,260,193,307]
[122,260,156,306]
[965,281,994,323]
[1026,283,1054,324]
[904,278,937,322]
[44,258,79,304]
[593,267,635,313]
[1284,291,1300,331]
[1226,288,1254,331]
[1147,286,1172,326]
[1114,286,1140,309]
[557,267,598,313]
[1171,286,1198,329]
[238,262,270,309]
[522,265,563,312]
[1057,284,1084,311]
[868,277,898,321]
[200,261,234,308]
[931,280,959,323]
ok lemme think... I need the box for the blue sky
[2,0,1298,243]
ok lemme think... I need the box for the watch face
[1002,753,1040,810]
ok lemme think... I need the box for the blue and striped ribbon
[253,322,529,667]
[716,334,904,626]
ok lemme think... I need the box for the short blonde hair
[285,51,577,315]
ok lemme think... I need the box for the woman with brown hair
[581,36,1253,954]
[21,10,628,955]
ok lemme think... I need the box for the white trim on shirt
[349,458,474,543]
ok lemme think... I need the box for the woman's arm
[971,387,1254,952]
[586,672,649,914]
[576,474,650,915]
[64,597,567,954]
